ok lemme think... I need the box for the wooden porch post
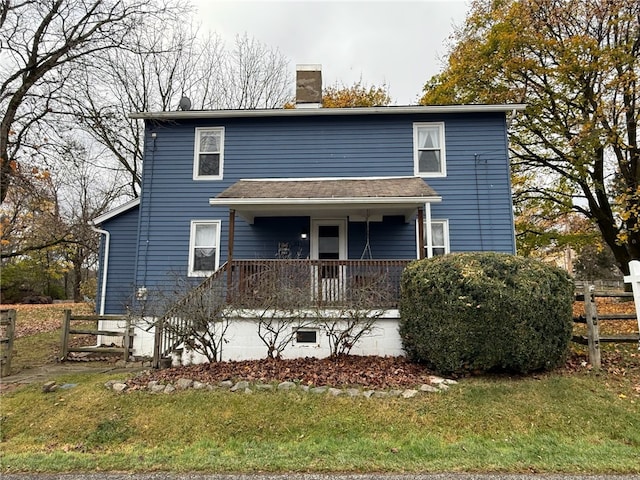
[417,207,425,259]
[227,209,235,295]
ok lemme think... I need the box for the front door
[311,219,347,302]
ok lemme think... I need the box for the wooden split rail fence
[573,284,639,369]
[60,310,132,362]
[1,309,16,376]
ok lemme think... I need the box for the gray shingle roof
[216,177,438,200]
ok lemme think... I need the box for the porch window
[425,219,449,257]
[414,122,446,177]
[193,127,224,180]
[188,220,221,276]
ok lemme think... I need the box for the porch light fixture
[300,228,308,240]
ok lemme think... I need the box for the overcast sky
[192,0,470,105]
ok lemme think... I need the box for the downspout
[90,222,110,316]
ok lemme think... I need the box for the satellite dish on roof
[179,96,192,111]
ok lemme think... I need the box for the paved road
[2,474,640,479]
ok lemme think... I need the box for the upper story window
[424,219,449,258]
[193,127,224,180]
[414,122,446,177]
[188,220,221,276]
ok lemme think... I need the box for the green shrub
[399,252,574,375]
[0,257,66,302]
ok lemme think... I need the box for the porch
[226,258,411,309]
[153,258,411,367]
[208,177,442,308]
[210,177,442,269]
[154,177,440,365]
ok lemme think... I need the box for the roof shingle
[216,177,438,200]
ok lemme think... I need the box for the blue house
[91,67,525,362]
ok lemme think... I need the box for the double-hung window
[424,219,449,258]
[414,122,446,177]
[194,127,224,180]
[188,220,221,276]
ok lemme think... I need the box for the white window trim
[188,220,221,277]
[413,122,446,177]
[310,218,348,260]
[426,219,450,258]
[193,127,225,180]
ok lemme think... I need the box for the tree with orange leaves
[322,80,392,108]
[421,0,639,275]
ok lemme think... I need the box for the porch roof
[209,176,441,223]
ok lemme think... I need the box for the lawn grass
[8,329,62,372]
[2,302,639,474]
[1,365,639,474]
[2,302,94,373]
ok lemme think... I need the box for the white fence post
[623,260,640,350]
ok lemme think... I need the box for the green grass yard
[1,302,639,474]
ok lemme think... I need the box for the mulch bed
[128,355,441,389]
[128,296,639,390]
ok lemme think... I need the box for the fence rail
[1,309,16,376]
[574,279,626,290]
[60,310,132,361]
[573,284,639,368]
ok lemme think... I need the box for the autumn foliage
[322,80,392,108]
[129,355,435,390]
[421,0,640,275]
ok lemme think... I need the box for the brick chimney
[296,64,322,108]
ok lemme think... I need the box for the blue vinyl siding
[426,114,514,253]
[114,111,516,311]
[349,217,416,260]
[97,205,139,314]
[241,217,310,259]
[231,216,416,260]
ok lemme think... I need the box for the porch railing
[227,259,411,309]
[153,261,229,368]
[153,259,411,367]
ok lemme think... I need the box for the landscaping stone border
[102,374,458,398]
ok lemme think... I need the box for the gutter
[89,222,110,316]
[129,104,528,121]
[209,196,442,207]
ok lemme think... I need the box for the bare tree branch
[1,0,177,203]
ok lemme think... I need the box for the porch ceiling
[209,176,441,223]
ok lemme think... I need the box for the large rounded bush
[399,252,574,375]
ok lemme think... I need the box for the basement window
[294,329,318,345]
